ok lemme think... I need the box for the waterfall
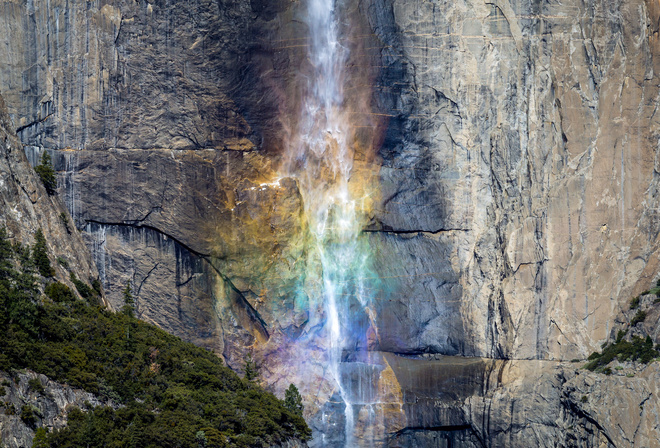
[284,0,375,445]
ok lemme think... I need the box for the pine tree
[195,430,208,448]
[243,353,259,382]
[31,427,50,448]
[122,281,135,317]
[0,227,15,281]
[34,151,57,195]
[32,228,54,277]
[284,383,304,416]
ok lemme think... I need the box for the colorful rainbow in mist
[282,0,378,445]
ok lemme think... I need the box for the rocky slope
[0,371,108,448]
[1,0,660,445]
[0,92,98,299]
[0,90,105,447]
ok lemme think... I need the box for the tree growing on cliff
[32,229,54,277]
[122,281,135,317]
[0,227,14,281]
[243,352,259,382]
[31,428,49,448]
[284,383,304,416]
[34,151,57,195]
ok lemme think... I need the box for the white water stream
[284,0,372,445]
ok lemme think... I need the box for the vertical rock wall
[365,0,660,361]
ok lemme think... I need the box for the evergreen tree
[0,228,39,333]
[70,272,99,304]
[31,427,49,448]
[34,151,57,195]
[14,241,32,268]
[195,430,208,448]
[0,227,15,281]
[122,281,135,317]
[32,229,54,277]
[284,383,304,416]
[243,352,259,382]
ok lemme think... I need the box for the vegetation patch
[629,296,640,310]
[631,310,647,326]
[32,229,54,278]
[20,404,41,429]
[0,227,310,447]
[34,151,57,196]
[27,378,45,395]
[585,332,658,371]
[69,272,100,306]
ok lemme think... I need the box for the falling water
[283,0,374,445]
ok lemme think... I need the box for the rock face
[0,93,98,295]
[365,0,660,362]
[2,0,660,445]
[0,370,108,448]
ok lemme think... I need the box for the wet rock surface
[310,354,660,447]
[0,93,98,297]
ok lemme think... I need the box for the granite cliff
[0,87,106,447]
[1,0,660,445]
[0,92,98,302]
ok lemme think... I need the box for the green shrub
[56,256,69,269]
[34,151,57,195]
[585,334,658,371]
[32,427,49,448]
[602,367,612,375]
[59,213,70,233]
[28,378,45,395]
[630,296,640,310]
[631,310,647,326]
[20,404,40,428]
[45,282,75,303]
[587,352,601,361]
[4,403,15,415]
[91,279,102,296]
[580,395,587,403]
[616,329,628,343]
[195,430,208,448]
[69,273,99,305]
